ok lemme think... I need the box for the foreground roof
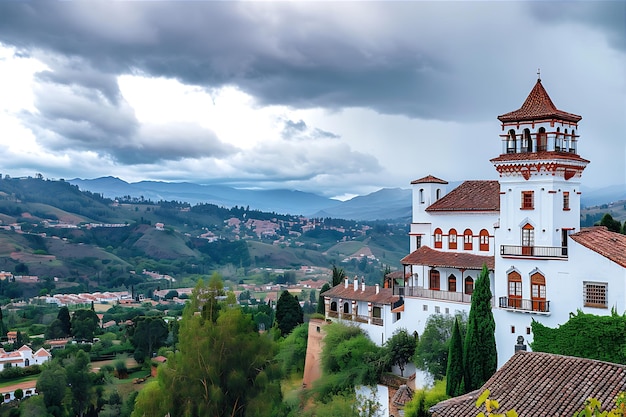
[323,282,398,304]
[570,226,626,268]
[430,351,626,417]
[497,79,582,123]
[401,246,494,270]
[426,180,500,212]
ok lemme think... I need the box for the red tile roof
[323,283,398,304]
[401,246,494,270]
[411,175,448,185]
[430,351,626,417]
[426,181,500,212]
[570,226,626,268]
[490,151,590,164]
[498,79,582,123]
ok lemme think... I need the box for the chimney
[361,277,365,292]
[344,278,349,289]
[354,277,358,291]
[375,284,379,294]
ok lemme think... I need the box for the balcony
[499,296,550,314]
[326,310,383,326]
[394,286,473,304]
[500,245,568,258]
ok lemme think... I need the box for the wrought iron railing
[394,286,473,303]
[499,296,550,313]
[500,245,567,258]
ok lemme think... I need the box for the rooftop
[571,226,626,268]
[323,281,398,304]
[426,180,500,212]
[401,245,494,270]
[497,79,582,124]
[411,175,448,185]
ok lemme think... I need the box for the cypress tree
[446,317,465,397]
[463,264,497,392]
[317,282,330,315]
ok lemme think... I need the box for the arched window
[429,270,440,291]
[448,228,457,250]
[531,272,547,312]
[434,228,443,249]
[419,189,424,204]
[508,271,522,308]
[564,128,569,151]
[448,274,457,292]
[436,188,441,200]
[537,127,547,151]
[330,301,337,312]
[522,223,534,255]
[463,229,473,250]
[507,129,516,153]
[343,302,349,314]
[479,229,489,251]
[464,277,474,295]
[555,127,562,151]
[523,128,532,152]
[570,129,577,153]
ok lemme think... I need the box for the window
[523,128,532,152]
[448,228,457,250]
[526,327,531,335]
[435,306,440,314]
[373,306,382,318]
[479,229,489,251]
[343,302,349,314]
[396,312,401,321]
[445,308,449,314]
[436,189,441,200]
[555,127,562,151]
[429,270,440,291]
[448,274,457,292]
[507,129,516,153]
[423,305,428,311]
[563,192,570,210]
[419,189,424,204]
[415,235,422,249]
[522,223,534,255]
[521,191,534,209]
[511,326,515,334]
[330,301,337,312]
[537,127,547,151]
[584,282,608,308]
[464,277,474,295]
[508,271,522,308]
[463,229,473,250]
[434,228,443,249]
[531,272,546,312]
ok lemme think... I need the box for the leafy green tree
[331,264,346,287]
[36,361,67,417]
[18,395,48,417]
[275,290,303,336]
[71,309,99,341]
[129,316,168,361]
[317,282,331,314]
[276,323,308,375]
[414,312,466,380]
[599,213,622,233]
[446,317,465,397]
[65,349,94,417]
[464,264,497,392]
[384,328,416,377]
[45,318,66,340]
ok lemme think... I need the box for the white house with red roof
[324,77,626,372]
[0,345,51,368]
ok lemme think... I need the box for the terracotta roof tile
[411,175,448,185]
[426,181,500,212]
[498,79,582,123]
[401,246,494,270]
[490,151,590,164]
[430,351,626,417]
[392,384,414,406]
[323,282,398,304]
[570,226,626,268]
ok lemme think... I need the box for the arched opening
[522,223,534,255]
[508,271,522,308]
[343,302,349,314]
[330,301,337,312]
[531,272,547,312]
[507,129,517,153]
[464,277,474,295]
[479,229,489,251]
[448,228,457,250]
[429,269,440,291]
[570,129,577,153]
[419,189,424,204]
[434,228,443,249]
[555,127,562,151]
[463,229,473,250]
[448,274,457,292]
[436,188,441,200]
[523,128,532,152]
[564,128,569,151]
[24,359,29,367]
[537,127,547,151]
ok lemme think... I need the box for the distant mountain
[315,188,412,221]
[580,184,626,208]
[69,177,342,216]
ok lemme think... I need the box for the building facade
[324,77,626,369]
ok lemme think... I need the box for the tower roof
[410,175,448,185]
[498,79,582,123]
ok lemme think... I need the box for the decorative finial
[537,68,541,81]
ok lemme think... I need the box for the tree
[13,388,23,401]
[446,317,465,397]
[385,328,416,377]
[37,361,67,417]
[58,306,72,337]
[276,323,309,375]
[65,349,94,417]
[464,264,497,392]
[275,290,303,336]
[317,282,331,314]
[331,264,346,287]
[71,309,99,341]
[599,213,622,233]
[129,316,168,361]
[414,312,466,380]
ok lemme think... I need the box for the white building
[0,345,51,368]
[324,77,626,370]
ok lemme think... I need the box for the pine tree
[463,264,497,392]
[446,317,465,397]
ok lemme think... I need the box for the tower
[409,175,448,252]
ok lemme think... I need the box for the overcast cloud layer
[0,1,624,199]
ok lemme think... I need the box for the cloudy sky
[0,2,624,200]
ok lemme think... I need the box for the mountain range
[69,177,626,222]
